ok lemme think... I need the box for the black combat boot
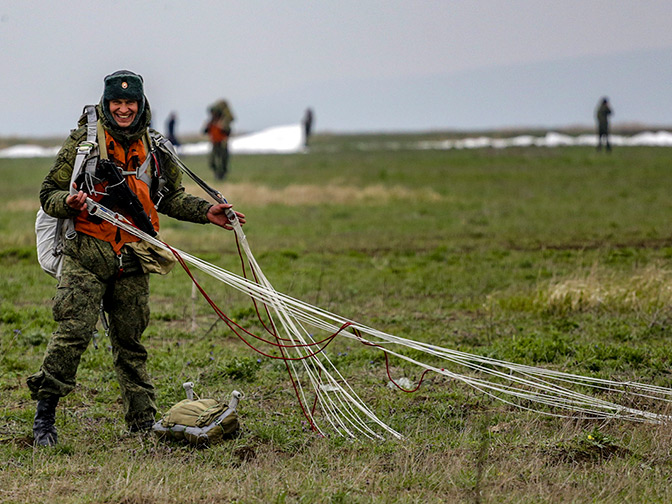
[129,419,154,433]
[33,395,59,447]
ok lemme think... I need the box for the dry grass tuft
[539,263,672,313]
[182,181,443,207]
[4,198,39,212]
[4,182,442,213]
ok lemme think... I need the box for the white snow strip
[0,145,61,158]
[2,128,672,159]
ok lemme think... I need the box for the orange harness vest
[74,130,160,254]
[206,122,228,144]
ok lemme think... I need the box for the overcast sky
[1,1,671,137]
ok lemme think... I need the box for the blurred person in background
[302,107,314,147]
[596,97,612,152]
[166,111,180,147]
[204,100,235,180]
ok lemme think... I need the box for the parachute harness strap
[59,105,100,246]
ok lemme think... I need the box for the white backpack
[35,209,65,278]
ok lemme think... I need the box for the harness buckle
[77,140,97,154]
[154,188,168,209]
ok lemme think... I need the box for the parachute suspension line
[186,238,670,427]
[86,199,400,439]
[221,214,400,439]
[230,233,329,432]
[85,197,672,437]
[234,233,322,432]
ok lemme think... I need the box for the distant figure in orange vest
[204,100,235,180]
[596,97,612,152]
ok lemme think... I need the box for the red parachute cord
[165,241,357,433]
[165,242,349,357]
[230,234,322,432]
[352,328,432,393]
[162,238,430,433]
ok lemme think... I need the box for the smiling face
[108,98,139,128]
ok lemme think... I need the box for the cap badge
[121,81,128,89]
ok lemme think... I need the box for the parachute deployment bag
[153,387,242,446]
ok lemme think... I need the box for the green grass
[3,136,672,502]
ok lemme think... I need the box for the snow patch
[2,128,672,159]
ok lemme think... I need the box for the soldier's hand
[66,183,88,212]
[207,203,246,230]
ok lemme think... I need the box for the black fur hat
[102,70,146,127]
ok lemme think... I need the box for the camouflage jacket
[40,102,213,224]
[40,101,214,272]
[596,103,611,129]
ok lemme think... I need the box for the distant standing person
[166,112,180,147]
[596,97,612,152]
[204,100,234,180]
[302,108,314,147]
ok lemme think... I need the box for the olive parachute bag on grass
[152,383,243,446]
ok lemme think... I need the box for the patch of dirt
[233,445,256,464]
[0,435,33,448]
[543,441,631,465]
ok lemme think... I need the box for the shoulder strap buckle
[77,140,98,154]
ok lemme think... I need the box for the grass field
[2,135,672,503]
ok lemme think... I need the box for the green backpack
[153,384,242,445]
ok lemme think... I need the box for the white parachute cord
[230,216,402,438]
[280,304,672,403]
[374,347,667,422]
[169,248,672,421]
[86,199,672,430]
[214,223,672,424]
[201,193,665,424]
[87,199,402,438]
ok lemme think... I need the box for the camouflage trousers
[27,242,156,428]
[209,141,229,180]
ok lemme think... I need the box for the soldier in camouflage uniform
[27,70,245,446]
[203,100,234,180]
